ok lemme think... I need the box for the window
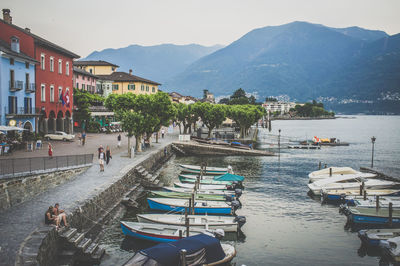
[8,96,17,114]
[128,84,135,90]
[146,85,149,92]
[107,84,110,91]
[10,70,15,89]
[41,84,46,102]
[50,57,54,72]
[58,87,62,102]
[112,67,115,71]
[152,87,155,92]
[112,84,119,91]
[24,97,32,114]
[82,84,85,90]
[89,69,93,74]
[40,54,45,70]
[58,59,62,74]
[50,85,55,102]
[141,84,144,91]
[25,62,29,69]
[66,61,70,76]
[25,73,30,91]
[76,82,79,89]
[10,58,14,65]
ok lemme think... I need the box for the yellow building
[97,71,160,95]
[73,60,118,75]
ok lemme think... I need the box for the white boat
[179,164,232,175]
[380,236,400,262]
[137,213,245,232]
[308,167,376,183]
[164,186,236,196]
[174,182,229,191]
[359,229,400,246]
[179,174,220,180]
[352,197,400,208]
[308,175,399,196]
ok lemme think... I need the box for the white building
[262,101,297,114]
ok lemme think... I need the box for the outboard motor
[234,216,247,228]
[225,195,234,202]
[227,165,233,174]
[214,229,225,240]
[235,189,242,198]
[231,200,241,214]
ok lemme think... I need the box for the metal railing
[0,153,93,179]
[9,80,24,91]
[26,83,36,92]
[5,107,40,116]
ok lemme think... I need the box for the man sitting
[53,203,68,227]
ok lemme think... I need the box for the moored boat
[150,190,230,201]
[178,176,233,185]
[179,164,232,175]
[380,236,400,262]
[358,229,400,246]
[308,167,376,183]
[322,189,400,202]
[346,207,400,226]
[179,173,245,182]
[137,213,246,232]
[123,233,236,266]
[174,182,230,191]
[163,186,236,196]
[147,197,238,215]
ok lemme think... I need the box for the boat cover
[124,234,226,266]
[214,173,244,182]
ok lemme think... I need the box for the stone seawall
[31,144,172,266]
[0,167,89,211]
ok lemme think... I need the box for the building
[202,90,215,103]
[0,38,38,131]
[262,101,297,114]
[169,92,198,104]
[0,9,80,134]
[74,60,118,75]
[73,67,98,94]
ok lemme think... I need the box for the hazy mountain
[83,43,223,83]
[164,21,398,112]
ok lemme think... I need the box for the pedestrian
[48,143,53,158]
[106,146,112,165]
[98,145,105,172]
[78,132,82,146]
[82,131,86,146]
[117,134,121,148]
[161,128,165,139]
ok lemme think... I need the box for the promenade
[0,131,176,266]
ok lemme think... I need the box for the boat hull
[121,222,181,243]
[179,176,233,185]
[150,191,229,201]
[147,198,233,215]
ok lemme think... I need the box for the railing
[25,83,36,92]
[6,107,40,116]
[0,153,94,179]
[9,80,24,91]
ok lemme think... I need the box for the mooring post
[191,193,195,215]
[319,161,322,170]
[179,230,182,239]
[324,164,327,169]
[180,249,187,265]
[188,198,192,215]
[376,196,380,210]
[329,167,332,177]
[359,184,363,196]
[363,189,367,200]
[185,216,190,237]
[389,202,393,227]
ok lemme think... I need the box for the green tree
[73,88,104,130]
[119,110,147,156]
[148,92,176,143]
[197,103,226,137]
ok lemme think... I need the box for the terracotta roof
[0,18,79,58]
[97,72,161,85]
[73,67,98,79]
[0,39,38,63]
[74,60,119,67]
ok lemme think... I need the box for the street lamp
[371,136,376,168]
[278,129,281,157]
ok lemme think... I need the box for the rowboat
[179,173,245,182]
[340,197,400,215]
[120,221,215,243]
[380,236,400,262]
[346,207,400,226]
[147,197,237,215]
[174,182,230,191]
[179,164,231,175]
[308,175,398,196]
[123,233,236,266]
[308,167,376,183]
[163,186,236,196]
[137,213,246,232]
[322,189,400,202]
[178,176,233,185]
[358,229,400,246]
[150,191,230,201]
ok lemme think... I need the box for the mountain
[83,43,223,83]
[164,21,399,114]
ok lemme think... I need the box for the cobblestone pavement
[0,131,177,266]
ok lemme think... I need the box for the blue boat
[123,234,236,266]
[322,189,400,203]
[358,229,400,247]
[347,207,400,226]
[147,197,235,215]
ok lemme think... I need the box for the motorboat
[179,173,245,182]
[346,207,400,226]
[163,186,236,197]
[174,182,230,191]
[150,191,230,201]
[358,229,400,246]
[308,167,376,183]
[322,189,400,202]
[179,164,232,175]
[379,236,400,262]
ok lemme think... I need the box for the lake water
[99,115,400,266]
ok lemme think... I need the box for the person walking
[117,134,121,148]
[106,146,112,165]
[98,145,105,172]
[82,131,86,146]
[48,143,53,158]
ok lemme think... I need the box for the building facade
[262,101,297,114]
[0,39,37,131]
[73,67,98,94]
[74,60,118,75]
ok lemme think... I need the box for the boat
[174,182,231,191]
[346,207,400,226]
[308,167,376,183]
[322,189,400,202]
[380,236,400,262]
[163,186,236,197]
[120,221,218,243]
[307,175,398,196]
[137,213,246,232]
[179,173,245,182]
[179,164,232,175]
[149,191,231,201]
[147,197,238,215]
[123,233,236,266]
[178,176,233,185]
[340,197,400,215]
[230,141,251,150]
[358,229,400,246]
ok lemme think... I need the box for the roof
[73,67,98,79]
[97,72,161,86]
[0,18,79,58]
[74,60,119,67]
[169,92,183,98]
[0,39,38,63]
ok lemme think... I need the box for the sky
[2,0,400,57]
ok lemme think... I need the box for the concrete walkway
[0,132,177,266]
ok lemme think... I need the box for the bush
[86,121,101,133]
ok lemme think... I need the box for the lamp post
[371,136,376,168]
[278,129,281,157]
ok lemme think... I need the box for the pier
[360,167,400,182]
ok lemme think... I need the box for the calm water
[100,115,400,266]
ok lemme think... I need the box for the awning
[90,112,114,116]
[0,126,27,131]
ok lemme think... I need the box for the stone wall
[0,167,89,211]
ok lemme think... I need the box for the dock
[360,167,400,182]
[172,141,274,156]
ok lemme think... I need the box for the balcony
[5,107,41,118]
[9,80,24,92]
[25,83,36,93]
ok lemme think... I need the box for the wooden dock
[360,167,400,182]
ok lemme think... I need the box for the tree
[197,103,226,137]
[219,98,230,104]
[73,88,104,130]
[227,105,265,138]
[173,103,188,134]
[119,110,147,156]
[149,92,176,143]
